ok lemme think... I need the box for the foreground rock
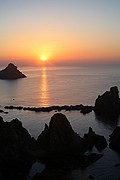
[0,63,26,79]
[94,86,120,115]
[109,126,120,152]
[37,113,104,171]
[37,113,84,155]
[83,127,107,150]
[0,116,35,180]
[0,114,105,179]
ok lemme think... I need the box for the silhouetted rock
[0,114,104,179]
[95,113,119,128]
[80,105,93,114]
[109,126,120,152]
[37,113,103,171]
[4,104,93,114]
[0,116,35,180]
[37,113,84,155]
[0,109,8,114]
[94,86,120,115]
[0,63,26,79]
[83,127,107,150]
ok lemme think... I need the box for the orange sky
[0,0,120,66]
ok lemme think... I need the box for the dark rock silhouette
[37,113,84,155]
[80,105,93,114]
[37,113,104,172]
[37,114,107,155]
[95,113,119,128]
[32,153,103,180]
[109,126,120,152]
[0,116,35,180]
[0,114,105,179]
[94,86,120,115]
[83,127,107,150]
[0,109,8,114]
[0,63,26,79]
[4,104,93,113]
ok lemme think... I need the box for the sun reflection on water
[40,67,49,107]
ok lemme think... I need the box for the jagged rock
[0,114,104,179]
[83,127,107,150]
[37,113,84,155]
[37,123,49,150]
[94,86,120,115]
[0,63,26,79]
[109,126,120,152]
[37,113,103,171]
[0,116,35,180]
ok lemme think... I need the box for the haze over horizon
[0,0,120,66]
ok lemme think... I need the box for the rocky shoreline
[0,114,106,180]
[0,112,120,180]
[3,86,120,116]
[0,86,120,179]
[4,104,93,114]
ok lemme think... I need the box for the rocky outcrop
[109,126,120,152]
[0,114,106,179]
[83,127,107,150]
[37,113,84,155]
[37,113,104,171]
[37,114,107,155]
[0,63,26,79]
[0,116,35,180]
[94,86,120,115]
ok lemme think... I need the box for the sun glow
[41,55,47,61]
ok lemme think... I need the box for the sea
[0,65,120,180]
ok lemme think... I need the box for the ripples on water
[0,65,120,179]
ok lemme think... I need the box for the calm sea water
[0,65,120,179]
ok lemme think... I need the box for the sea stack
[0,63,26,79]
[94,86,120,115]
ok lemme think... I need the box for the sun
[41,55,47,61]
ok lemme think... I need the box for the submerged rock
[109,126,120,152]
[94,86,120,115]
[80,105,93,114]
[0,63,26,79]
[4,104,93,113]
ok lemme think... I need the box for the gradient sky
[0,0,120,66]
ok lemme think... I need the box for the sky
[0,0,120,66]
